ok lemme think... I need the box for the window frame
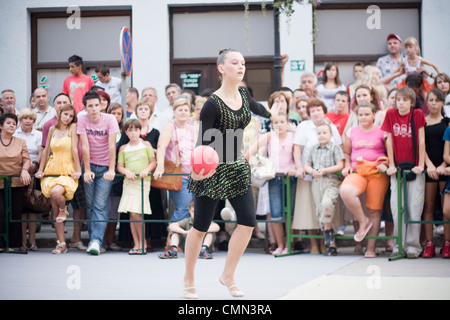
[314,1,422,66]
[30,8,132,91]
[168,3,277,98]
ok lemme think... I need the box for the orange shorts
[341,173,389,210]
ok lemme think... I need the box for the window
[170,4,276,101]
[314,1,421,86]
[31,8,131,101]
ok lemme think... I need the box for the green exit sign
[290,60,305,71]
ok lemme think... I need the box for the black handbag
[398,161,416,181]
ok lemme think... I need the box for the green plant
[245,0,321,40]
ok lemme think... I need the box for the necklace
[0,135,13,147]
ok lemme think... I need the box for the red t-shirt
[62,74,94,114]
[327,112,350,136]
[381,108,426,165]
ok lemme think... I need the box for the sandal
[29,243,38,251]
[52,241,67,254]
[128,248,146,255]
[354,221,373,242]
[128,248,139,255]
[158,248,178,259]
[324,229,334,246]
[56,207,69,223]
[324,246,338,256]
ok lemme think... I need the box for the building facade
[0,0,448,108]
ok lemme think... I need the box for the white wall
[0,0,33,108]
[0,0,268,109]
[421,0,450,75]
[279,3,314,91]
[1,0,447,110]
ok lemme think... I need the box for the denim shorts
[268,176,297,221]
[441,177,450,195]
[169,177,193,222]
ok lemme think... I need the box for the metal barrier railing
[1,173,159,254]
[279,171,402,260]
[281,170,450,260]
[3,171,447,258]
[0,173,282,255]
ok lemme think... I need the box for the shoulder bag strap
[172,122,181,165]
[410,109,416,163]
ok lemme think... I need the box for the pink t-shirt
[62,74,94,114]
[347,125,386,170]
[165,122,195,174]
[41,116,58,147]
[268,131,295,173]
[77,113,120,166]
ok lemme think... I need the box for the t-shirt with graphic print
[381,108,426,165]
[62,74,94,114]
[77,113,120,166]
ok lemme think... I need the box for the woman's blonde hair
[194,97,207,110]
[173,98,191,111]
[404,37,421,56]
[17,108,37,122]
[351,65,387,105]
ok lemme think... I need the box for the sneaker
[422,240,435,258]
[86,241,100,255]
[252,230,265,240]
[107,243,122,251]
[406,249,419,259]
[272,248,284,255]
[199,247,213,259]
[69,241,87,251]
[336,225,346,236]
[441,240,450,259]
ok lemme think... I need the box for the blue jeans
[268,176,297,221]
[83,164,113,246]
[169,177,193,221]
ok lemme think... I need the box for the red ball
[190,145,219,175]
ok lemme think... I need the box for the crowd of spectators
[1,33,449,259]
